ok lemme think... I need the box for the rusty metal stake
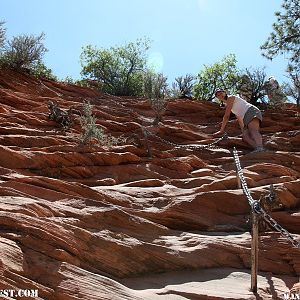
[142,128,152,158]
[251,210,259,293]
[237,175,242,189]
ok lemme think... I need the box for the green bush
[31,62,57,81]
[62,77,103,90]
[0,32,47,70]
[80,38,151,96]
[63,76,76,84]
[193,54,240,101]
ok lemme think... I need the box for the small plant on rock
[48,101,73,130]
[143,71,169,125]
[79,101,125,146]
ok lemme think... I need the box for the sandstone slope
[0,69,299,299]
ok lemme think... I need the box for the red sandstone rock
[0,70,299,299]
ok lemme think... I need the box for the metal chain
[233,147,256,206]
[257,206,300,248]
[143,127,228,151]
[233,147,300,249]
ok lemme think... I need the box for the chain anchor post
[232,147,300,293]
[251,209,259,293]
[142,128,152,158]
[237,173,242,189]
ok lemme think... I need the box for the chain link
[233,148,256,206]
[142,127,228,151]
[260,209,300,248]
[233,147,300,249]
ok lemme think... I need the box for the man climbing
[263,76,288,108]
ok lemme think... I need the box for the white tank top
[230,95,253,119]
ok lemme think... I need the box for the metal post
[142,129,152,158]
[251,210,259,293]
[237,175,242,189]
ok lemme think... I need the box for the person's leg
[242,129,256,148]
[247,118,263,148]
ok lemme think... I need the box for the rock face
[0,69,299,299]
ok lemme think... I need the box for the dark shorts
[243,106,262,128]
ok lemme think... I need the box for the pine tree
[261,0,300,69]
[284,67,300,106]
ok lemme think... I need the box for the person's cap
[214,89,226,96]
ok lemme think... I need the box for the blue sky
[1,0,290,85]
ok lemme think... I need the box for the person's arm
[215,96,234,134]
[237,117,244,132]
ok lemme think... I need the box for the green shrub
[193,54,240,101]
[80,38,151,96]
[63,76,76,84]
[0,32,47,70]
[31,62,58,81]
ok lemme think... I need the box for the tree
[238,67,267,105]
[80,38,151,96]
[193,54,240,101]
[0,33,48,70]
[171,74,196,99]
[0,21,6,49]
[283,67,300,107]
[261,0,300,69]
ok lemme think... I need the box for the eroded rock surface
[0,70,299,299]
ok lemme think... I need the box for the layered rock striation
[0,69,299,299]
